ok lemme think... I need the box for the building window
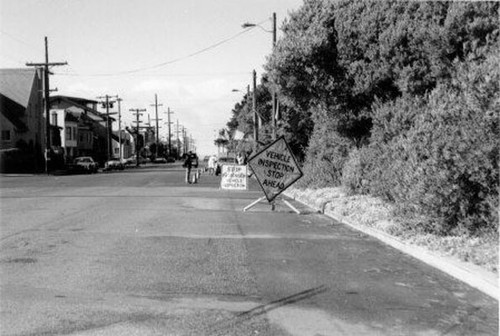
[66,127,72,140]
[1,130,11,141]
[52,112,58,126]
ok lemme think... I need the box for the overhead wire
[0,30,40,50]
[53,18,268,78]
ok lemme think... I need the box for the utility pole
[166,107,174,157]
[130,108,146,167]
[271,12,277,140]
[150,94,163,158]
[176,119,180,159]
[252,69,258,152]
[242,14,277,141]
[97,94,118,161]
[26,36,67,174]
[145,114,152,145]
[182,126,187,155]
[117,98,123,162]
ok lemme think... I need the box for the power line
[52,20,267,78]
[0,30,40,50]
[55,68,251,78]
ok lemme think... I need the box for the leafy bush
[297,117,354,188]
[273,0,499,237]
[341,147,370,195]
[351,50,499,235]
[401,52,498,235]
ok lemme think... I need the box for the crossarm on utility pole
[26,36,67,174]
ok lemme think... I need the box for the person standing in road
[208,155,217,175]
[237,152,245,165]
[183,151,193,183]
[238,152,247,165]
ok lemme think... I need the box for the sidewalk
[284,188,499,300]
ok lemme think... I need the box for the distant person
[237,152,245,165]
[183,151,193,183]
[208,155,217,175]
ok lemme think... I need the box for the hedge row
[341,52,499,235]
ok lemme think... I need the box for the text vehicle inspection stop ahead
[248,137,303,202]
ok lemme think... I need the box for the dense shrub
[401,52,499,235]
[297,115,354,188]
[347,50,499,235]
[264,0,499,238]
[341,147,370,195]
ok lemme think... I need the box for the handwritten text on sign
[220,164,247,190]
[248,137,303,202]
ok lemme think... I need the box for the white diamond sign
[248,137,303,202]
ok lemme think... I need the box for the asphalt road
[0,164,498,335]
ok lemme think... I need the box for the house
[50,95,132,165]
[111,130,133,160]
[0,68,45,172]
[49,107,82,162]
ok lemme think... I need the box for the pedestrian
[183,151,193,183]
[208,155,217,175]
[237,152,245,165]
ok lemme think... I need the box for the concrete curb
[286,193,499,301]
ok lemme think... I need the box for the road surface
[0,164,498,335]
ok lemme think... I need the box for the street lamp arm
[242,23,272,33]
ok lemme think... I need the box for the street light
[242,13,278,140]
[241,12,276,46]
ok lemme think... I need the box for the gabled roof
[0,68,39,132]
[50,95,113,122]
[0,68,39,108]
[0,94,29,131]
[50,95,98,105]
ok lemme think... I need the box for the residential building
[0,68,44,172]
[111,130,133,160]
[49,107,82,162]
[50,95,133,165]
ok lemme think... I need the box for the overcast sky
[0,0,303,155]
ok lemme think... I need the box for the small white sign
[220,164,248,190]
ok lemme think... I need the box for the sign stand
[243,196,266,212]
[243,196,301,214]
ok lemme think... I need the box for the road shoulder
[284,188,499,300]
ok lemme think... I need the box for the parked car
[104,157,125,171]
[124,157,135,165]
[124,155,147,165]
[153,157,167,164]
[73,156,98,173]
[166,156,176,163]
[217,156,236,166]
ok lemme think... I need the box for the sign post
[245,137,303,213]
